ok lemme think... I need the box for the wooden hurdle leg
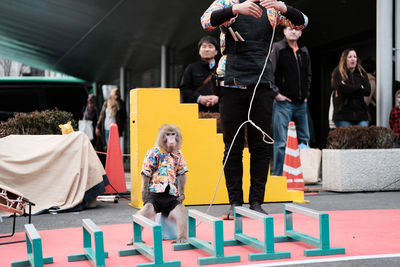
[11,224,53,267]
[275,204,346,256]
[67,219,109,267]
[119,214,181,267]
[173,209,240,265]
[224,207,291,261]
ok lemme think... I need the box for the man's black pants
[219,85,274,205]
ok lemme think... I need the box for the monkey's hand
[141,173,151,202]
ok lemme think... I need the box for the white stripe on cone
[283,165,303,176]
[284,147,300,157]
[287,129,297,138]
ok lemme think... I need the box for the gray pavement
[1,174,400,266]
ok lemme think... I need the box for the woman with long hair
[96,88,126,147]
[331,48,371,127]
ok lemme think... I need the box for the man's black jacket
[270,39,312,102]
[179,60,218,112]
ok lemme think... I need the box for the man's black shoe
[222,202,242,220]
[249,202,268,215]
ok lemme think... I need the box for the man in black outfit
[180,36,219,112]
[201,0,308,218]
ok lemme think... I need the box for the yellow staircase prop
[130,89,305,208]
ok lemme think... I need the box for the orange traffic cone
[282,121,307,191]
[105,123,127,194]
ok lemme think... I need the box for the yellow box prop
[130,89,304,208]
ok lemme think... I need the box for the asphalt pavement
[1,174,399,267]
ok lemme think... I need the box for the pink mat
[1,209,399,266]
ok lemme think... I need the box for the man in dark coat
[180,36,219,112]
[270,26,312,176]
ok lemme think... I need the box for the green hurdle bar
[68,219,109,267]
[173,209,240,265]
[11,224,53,267]
[275,204,346,256]
[224,207,291,261]
[119,214,181,267]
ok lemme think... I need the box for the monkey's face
[156,124,182,153]
[164,131,177,153]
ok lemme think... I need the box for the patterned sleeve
[176,152,189,176]
[268,6,308,30]
[201,0,235,30]
[141,148,159,177]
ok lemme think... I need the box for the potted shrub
[322,126,400,192]
[0,109,76,138]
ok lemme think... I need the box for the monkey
[127,124,188,245]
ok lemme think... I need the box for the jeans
[219,86,273,205]
[105,129,110,145]
[334,120,369,127]
[272,100,310,176]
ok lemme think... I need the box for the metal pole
[92,82,97,96]
[119,67,126,154]
[376,0,393,127]
[161,45,167,88]
[120,67,125,101]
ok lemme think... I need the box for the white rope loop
[205,14,278,215]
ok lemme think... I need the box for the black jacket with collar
[270,39,312,102]
[179,60,218,112]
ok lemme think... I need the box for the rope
[204,15,278,216]
[95,150,130,157]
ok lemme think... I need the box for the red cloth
[389,105,400,138]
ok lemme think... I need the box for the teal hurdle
[173,209,240,265]
[67,219,109,267]
[11,224,54,267]
[118,214,181,267]
[275,204,346,256]
[224,207,291,261]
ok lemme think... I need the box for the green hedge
[326,126,394,149]
[0,109,77,138]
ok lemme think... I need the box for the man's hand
[199,95,219,107]
[259,0,287,13]
[207,95,219,106]
[275,93,292,102]
[232,0,263,18]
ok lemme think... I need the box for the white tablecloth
[0,132,106,215]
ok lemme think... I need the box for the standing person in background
[180,36,219,112]
[201,0,308,218]
[331,48,371,127]
[96,88,126,148]
[82,94,99,147]
[270,26,311,176]
[389,90,400,147]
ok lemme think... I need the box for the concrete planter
[322,149,400,192]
